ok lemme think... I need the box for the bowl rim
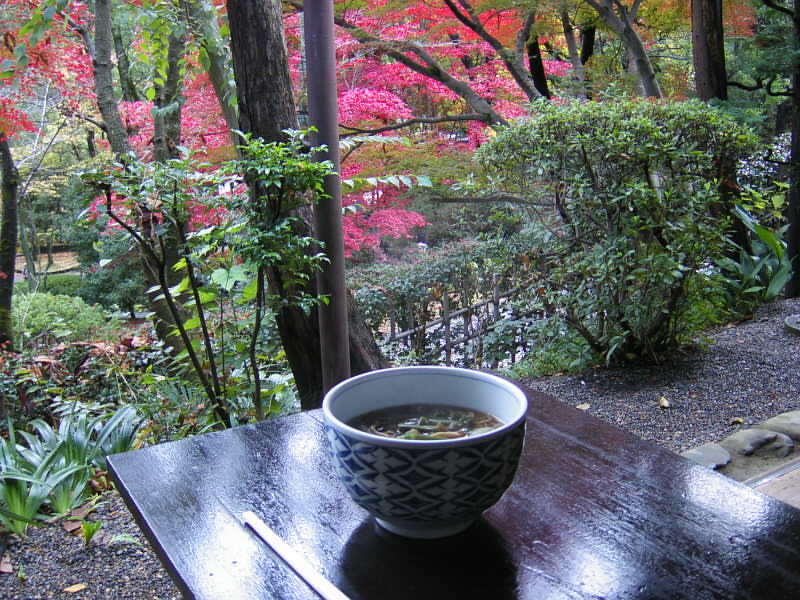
[322,366,528,447]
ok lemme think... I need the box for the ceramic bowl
[322,366,527,539]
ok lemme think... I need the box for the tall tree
[0,133,18,348]
[226,0,386,409]
[79,0,191,353]
[692,0,728,100]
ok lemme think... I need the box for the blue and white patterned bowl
[323,366,527,539]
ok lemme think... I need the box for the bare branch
[67,111,109,134]
[443,0,541,100]
[288,0,507,127]
[727,79,764,91]
[761,0,794,16]
[727,76,792,96]
[767,78,792,96]
[340,114,487,137]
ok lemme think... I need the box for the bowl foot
[375,517,475,539]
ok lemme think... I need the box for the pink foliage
[339,88,414,125]
[341,186,427,259]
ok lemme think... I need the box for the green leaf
[766,263,792,299]
[241,278,258,302]
[198,289,217,304]
[183,316,201,331]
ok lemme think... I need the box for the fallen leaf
[70,503,94,520]
[576,403,591,411]
[658,397,671,409]
[63,584,87,593]
[0,552,13,574]
[63,520,82,534]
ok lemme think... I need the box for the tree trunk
[182,0,239,139]
[0,134,18,349]
[226,0,387,409]
[527,37,551,98]
[581,25,596,64]
[692,0,728,101]
[89,0,190,355]
[621,26,662,98]
[93,0,134,156]
[145,29,191,351]
[227,0,297,144]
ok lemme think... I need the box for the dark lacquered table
[108,386,800,600]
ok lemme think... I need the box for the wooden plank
[754,465,800,510]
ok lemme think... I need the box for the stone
[719,428,794,458]
[786,314,800,336]
[681,443,731,470]
[755,411,800,442]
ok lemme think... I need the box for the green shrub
[477,99,757,363]
[718,206,792,317]
[36,273,83,297]
[69,225,146,315]
[12,292,119,349]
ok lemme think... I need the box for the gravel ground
[1,492,180,599]
[522,297,800,453]
[2,298,799,599]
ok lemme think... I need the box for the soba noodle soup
[348,404,503,440]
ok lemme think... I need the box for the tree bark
[182,0,239,139]
[0,133,18,349]
[226,0,387,409]
[87,0,190,354]
[692,0,728,101]
[93,0,134,156]
[527,36,552,98]
[580,25,596,64]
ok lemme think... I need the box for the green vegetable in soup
[348,404,503,440]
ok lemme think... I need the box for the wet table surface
[108,386,800,599]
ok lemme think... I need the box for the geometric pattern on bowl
[326,422,525,523]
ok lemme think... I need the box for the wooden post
[304,1,350,391]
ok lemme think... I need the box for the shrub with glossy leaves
[476,99,757,363]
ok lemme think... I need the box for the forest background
[0,0,797,538]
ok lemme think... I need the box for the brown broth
[348,404,503,440]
